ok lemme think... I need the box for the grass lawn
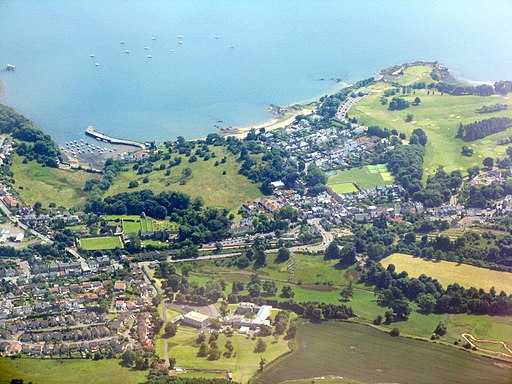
[328,165,393,191]
[253,321,512,384]
[10,155,99,208]
[349,69,512,178]
[329,182,358,194]
[381,253,512,293]
[0,358,147,384]
[105,146,262,213]
[162,326,290,383]
[79,236,123,250]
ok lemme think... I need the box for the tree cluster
[456,117,512,141]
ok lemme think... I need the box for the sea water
[0,0,511,144]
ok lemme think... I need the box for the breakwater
[85,126,146,149]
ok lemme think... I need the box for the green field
[105,146,262,213]
[328,165,394,192]
[0,358,147,384]
[349,65,512,178]
[381,253,512,293]
[329,182,358,194]
[9,155,99,208]
[79,236,123,250]
[253,321,512,384]
[159,324,290,383]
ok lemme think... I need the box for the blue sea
[0,0,511,144]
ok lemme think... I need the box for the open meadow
[9,155,99,208]
[349,66,512,178]
[105,146,262,213]
[0,358,147,384]
[381,253,512,293]
[253,321,512,384]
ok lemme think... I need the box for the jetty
[85,126,146,149]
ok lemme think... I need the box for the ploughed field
[253,321,512,384]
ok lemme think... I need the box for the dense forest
[0,103,62,167]
[365,262,512,319]
[85,190,232,245]
[385,143,425,196]
[456,117,512,141]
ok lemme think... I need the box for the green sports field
[78,236,123,250]
[328,164,394,192]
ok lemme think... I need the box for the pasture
[328,165,393,192]
[0,358,147,384]
[381,253,512,293]
[253,321,512,384]
[105,146,262,213]
[9,155,99,208]
[78,236,123,250]
[349,67,512,178]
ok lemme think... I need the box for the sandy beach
[225,103,318,139]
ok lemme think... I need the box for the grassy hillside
[10,155,99,208]
[106,146,262,213]
[381,253,512,293]
[253,321,512,384]
[349,66,512,178]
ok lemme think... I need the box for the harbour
[84,126,146,149]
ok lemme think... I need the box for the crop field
[9,155,99,208]
[253,321,512,384]
[0,358,147,384]
[349,66,512,178]
[381,253,512,293]
[105,146,262,213]
[328,165,393,192]
[78,236,123,250]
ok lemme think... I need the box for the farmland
[381,253,512,293]
[253,321,512,384]
[0,358,147,384]
[105,146,262,213]
[327,164,393,192]
[349,66,512,178]
[78,236,123,250]
[9,155,99,208]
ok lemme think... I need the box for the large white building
[183,311,210,328]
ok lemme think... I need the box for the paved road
[289,218,333,252]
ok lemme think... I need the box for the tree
[416,293,437,314]
[339,244,357,265]
[164,322,178,338]
[121,350,137,367]
[325,241,340,260]
[214,242,223,253]
[483,157,494,168]
[254,338,267,353]
[390,327,400,337]
[434,321,447,336]
[197,342,208,357]
[391,299,411,320]
[373,315,383,325]
[280,285,295,298]
[405,113,414,122]
[196,333,206,344]
[259,357,267,371]
[339,282,354,302]
[276,247,290,262]
[413,96,421,105]
[128,180,139,189]
[412,128,428,146]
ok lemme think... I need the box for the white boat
[214,35,220,39]
[152,37,156,40]
[125,50,130,53]
[144,46,150,50]
[96,138,101,141]
[170,49,174,52]
[95,63,100,66]
[120,41,125,44]
[177,35,183,39]
[147,55,152,58]
[89,54,95,58]
[178,41,183,44]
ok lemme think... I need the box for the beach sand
[226,103,317,139]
